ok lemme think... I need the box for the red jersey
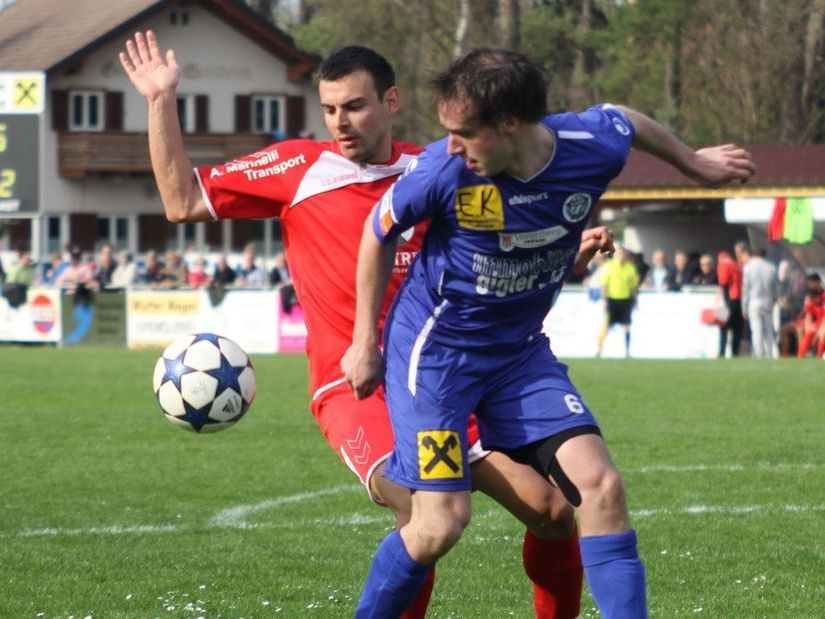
[195,139,423,399]
[802,291,825,325]
[717,255,742,300]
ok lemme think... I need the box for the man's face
[652,250,665,267]
[438,98,514,177]
[319,70,398,163]
[700,257,713,273]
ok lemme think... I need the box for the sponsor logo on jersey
[499,226,568,252]
[418,430,463,480]
[472,247,576,298]
[243,153,307,181]
[508,192,549,206]
[612,116,630,136]
[455,185,504,230]
[562,192,592,223]
[217,150,281,177]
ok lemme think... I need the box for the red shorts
[311,382,486,502]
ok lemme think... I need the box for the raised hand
[688,144,757,188]
[119,31,180,100]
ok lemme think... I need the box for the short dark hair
[429,47,548,126]
[316,46,395,99]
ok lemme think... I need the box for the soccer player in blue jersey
[343,47,755,618]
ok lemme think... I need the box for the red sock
[816,338,825,358]
[400,565,435,619]
[522,529,583,619]
[798,332,816,358]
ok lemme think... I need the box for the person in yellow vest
[597,245,640,358]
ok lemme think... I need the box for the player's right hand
[119,30,180,100]
[341,343,383,400]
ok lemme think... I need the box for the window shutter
[234,95,251,132]
[286,96,305,137]
[195,95,209,133]
[105,91,123,131]
[51,90,69,131]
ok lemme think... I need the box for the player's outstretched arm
[616,106,756,189]
[119,31,211,222]
[341,210,399,400]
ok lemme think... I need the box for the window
[252,95,285,135]
[177,95,196,133]
[69,90,104,131]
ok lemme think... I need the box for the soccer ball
[152,333,256,433]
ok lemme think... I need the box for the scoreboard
[0,114,39,213]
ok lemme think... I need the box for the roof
[0,0,318,78]
[607,144,825,200]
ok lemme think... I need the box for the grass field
[1,347,823,618]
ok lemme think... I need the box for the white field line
[208,484,361,528]
[631,462,825,474]
[6,461,825,539]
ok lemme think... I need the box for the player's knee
[409,507,470,559]
[587,466,627,514]
[418,518,467,558]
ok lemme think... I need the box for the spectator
[157,249,188,288]
[7,251,36,285]
[269,251,291,287]
[672,249,695,290]
[139,250,166,286]
[691,253,718,285]
[741,247,779,358]
[777,261,808,355]
[236,243,266,287]
[717,248,744,357]
[187,256,211,288]
[596,246,640,358]
[212,254,237,286]
[40,252,64,285]
[94,243,117,290]
[0,255,5,285]
[55,248,95,291]
[643,248,676,291]
[110,252,138,288]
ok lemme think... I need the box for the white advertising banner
[543,289,720,359]
[126,288,279,353]
[0,287,62,343]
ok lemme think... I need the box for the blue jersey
[372,104,635,350]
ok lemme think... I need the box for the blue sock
[625,330,631,355]
[580,530,647,619]
[355,529,432,618]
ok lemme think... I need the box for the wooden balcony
[58,132,272,178]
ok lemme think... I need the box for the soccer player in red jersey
[120,31,612,617]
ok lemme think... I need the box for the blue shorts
[382,326,600,491]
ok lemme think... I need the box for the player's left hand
[687,144,756,188]
[341,343,383,400]
[573,226,614,275]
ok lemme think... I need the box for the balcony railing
[58,132,272,177]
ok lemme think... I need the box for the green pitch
[1,348,822,617]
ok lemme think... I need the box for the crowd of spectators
[0,241,292,295]
[3,239,823,358]
[582,242,822,359]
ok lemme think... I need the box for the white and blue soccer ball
[152,333,256,433]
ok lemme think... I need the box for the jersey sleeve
[193,140,317,221]
[578,103,636,172]
[372,148,441,244]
